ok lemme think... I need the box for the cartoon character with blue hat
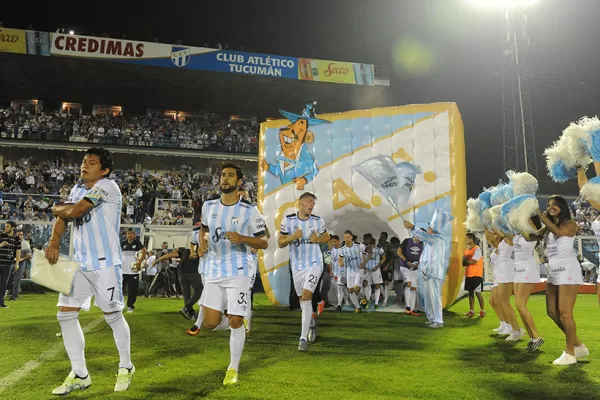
[261,102,330,190]
[404,208,454,329]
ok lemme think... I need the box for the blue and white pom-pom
[506,171,538,196]
[544,136,578,183]
[477,190,493,229]
[490,182,513,206]
[489,205,512,234]
[466,198,485,232]
[580,176,600,204]
[500,194,539,234]
[577,116,600,162]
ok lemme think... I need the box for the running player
[279,192,330,352]
[186,223,207,336]
[197,164,268,384]
[45,148,135,395]
[338,230,366,313]
[360,237,385,309]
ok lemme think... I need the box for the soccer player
[397,235,423,315]
[45,148,135,395]
[278,192,330,352]
[186,223,208,336]
[197,163,268,385]
[121,228,147,313]
[329,235,346,310]
[338,230,366,313]
[360,237,386,309]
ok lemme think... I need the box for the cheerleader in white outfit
[577,164,600,307]
[493,232,524,341]
[485,230,508,333]
[536,196,588,365]
[513,224,543,351]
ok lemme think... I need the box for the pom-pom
[580,176,600,204]
[490,182,513,206]
[544,136,587,182]
[501,195,539,234]
[578,116,600,161]
[466,198,485,232]
[563,122,591,166]
[489,205,512,234]
[477,190,492,210]
[506,171,538,196]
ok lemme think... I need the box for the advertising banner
[0,28,26,54]
[0,29,389,86]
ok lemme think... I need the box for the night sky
[4,0,600,197]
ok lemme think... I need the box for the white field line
[0,316,105,393]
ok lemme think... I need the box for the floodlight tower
[467,0,540,177]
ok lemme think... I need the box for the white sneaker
[493,322,506,333]
[497,325,513,337]
[114,365,135,392]
[127,307,134,313]
[575,344,590,359]
[506,328,525,342]
[52,371,91,395]
[553,352,577,366]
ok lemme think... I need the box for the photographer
[0,221,21,308]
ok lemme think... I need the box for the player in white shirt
[361,237,386,309]
[196,164,268,385]
[278,192,330,352]
[338,230,366,313]
[329,235,347,310]
[45,148,135,395]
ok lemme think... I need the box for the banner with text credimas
[0,28,390,86]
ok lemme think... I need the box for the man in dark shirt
[121,229,147,313]
[397,236,424,315]
[154,247,201,320]
[0,221,21,308]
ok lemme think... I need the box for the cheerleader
[535,196,588,365]
[513,217,543,351]
[485,230,508,333]
[491,230,524,341]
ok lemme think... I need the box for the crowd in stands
[0,159,259,228]
[571,198,599,236]
[0,107,259,153]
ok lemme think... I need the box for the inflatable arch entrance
[257,103,466,309]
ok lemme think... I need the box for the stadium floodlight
[465,0,540,9]
[69,30,74,35]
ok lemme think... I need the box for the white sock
[343,288,349,305]
[228,326,246,371]
[349,292,360,308]
[57,311,88,377]
[404,286,412,309]
[373,288,381,306]
[213,315,230,331]
[337,286,344,307]
[410,290,417,311]
[300,301,312,341]
[365,285,372,302]
[104,312,133,369]
[198,309,205,327]
[383,286,389,305]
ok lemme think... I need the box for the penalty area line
[0,316,105,394]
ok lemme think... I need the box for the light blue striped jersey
[67,178,123,271]
[201,197,266,280]
[280,213,327,271]
[363,246,385,271]
[331,246,343,276]
[339,243,366,273]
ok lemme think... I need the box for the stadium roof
[0,53,393,118]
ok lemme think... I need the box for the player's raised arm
[225,206,269,250]
[45,216,68,264]
[278,216,302,248]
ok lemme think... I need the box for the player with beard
[197,164,268,384]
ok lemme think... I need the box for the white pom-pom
[505,197,539,234]
[563,123,591,166]
[580,177,600,204]
[507,171,538,196]
[577,116,600,134]
[489,205,503,232]
[466,198,485,232]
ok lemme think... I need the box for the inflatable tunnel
[258,103,466,308]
